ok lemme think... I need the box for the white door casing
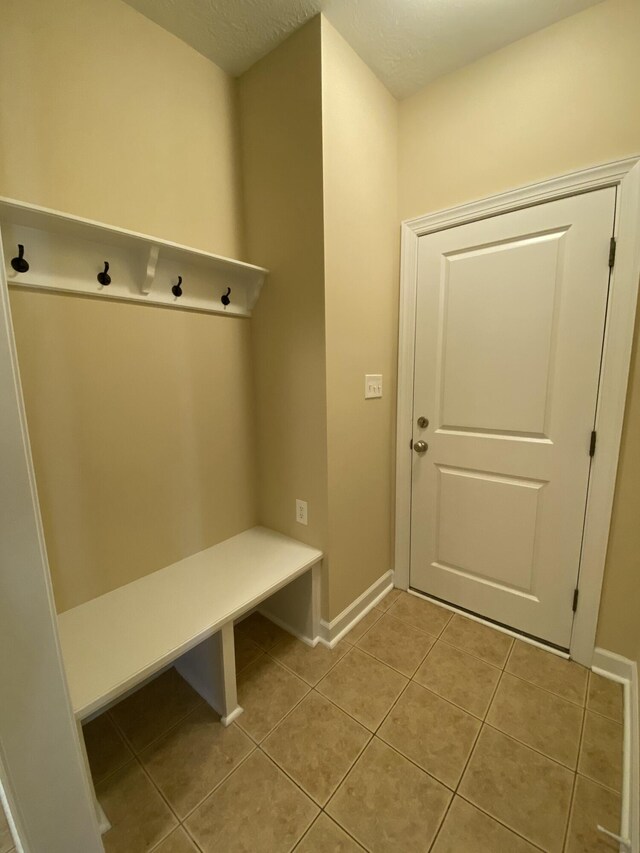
[395,157,640,666]
[410,188,615,648]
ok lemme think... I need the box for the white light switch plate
[365,374,383,399]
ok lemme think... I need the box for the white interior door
[410,188,616,648]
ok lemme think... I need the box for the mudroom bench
[57,526,323,832]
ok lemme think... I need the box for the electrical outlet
[295,499,308,526]
[365,374,383,399]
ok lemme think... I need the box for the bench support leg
[175,624,243,726]
[76,719,111,836]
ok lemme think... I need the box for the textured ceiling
[123,0,602,99]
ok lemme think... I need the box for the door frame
[394,156,640,667]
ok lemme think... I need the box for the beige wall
[398,0,640,659]
[238,20,329,571]
[321,20,399,618]
[0,0,243,254]
[1,0,257,611]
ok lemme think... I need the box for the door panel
[410,188,616,648]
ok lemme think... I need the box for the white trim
[0,775,22,853]
[591,649,639,853]
[0,196,268,318]
[407,589,570,660]
[395,157,640,667]
[220,706,245,727]
[318,571,394,648]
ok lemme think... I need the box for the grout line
[562,770,579,852]
[562,703,587,852]
[574,770,625,797]
[131,752,182,823]
[453,791,548,852]
[426,793,455,853]
[481,720,581,774]
[480,656,505,723]
[364,733,456,794]
[236,682,313,747]
[423,631,514,672]
[500,668,588,709]
[260,728,373,813]
[315,811,368,852]
[291,813,324,851]
[180,745,259,824]
[352,633,435,680]
[263,637,352,688]
[180,816,207,852]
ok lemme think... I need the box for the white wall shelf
[0,197,268,318]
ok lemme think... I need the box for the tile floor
[86,590,624,853]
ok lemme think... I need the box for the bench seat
[57,526,323,720]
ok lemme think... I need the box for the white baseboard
[318,570,394,649]
[592,648,639,853]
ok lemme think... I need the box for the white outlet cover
[365,374,383,399]
[295,499,308,526]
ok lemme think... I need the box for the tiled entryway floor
[87,590,624,853]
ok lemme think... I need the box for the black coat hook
[221,287,231,307]
[11,244,29,274]
[172,276,183,298]
[97,261,111,286]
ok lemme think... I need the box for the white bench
[57,526,323,833]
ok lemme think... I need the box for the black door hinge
[609,237,617,269]
[572,588,579,612]
[589,430,597,457]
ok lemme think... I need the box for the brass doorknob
[414,440,428,454]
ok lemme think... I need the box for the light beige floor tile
[578,711,623,792]
[97,761,177,853]
[431,796,539,853]
[506,641,588,705]
[356,613,435,676]
[151,827,199,852]
[565,774,622,853]
[233,629,263,674]
[263,692,370,805]
[185,750,318,853]
[386,591,451,636]
[344,608,383,644]
[236,611,289,650]
[378,681,480,788]
[316,648,407,731]
[295,814,365,852]
[414,640,501,718]
[109,668,204,752]
[140,704,253,818]
[0,806,14,853]
[326,737,451,853]
[487,672,583,768]
[376,588,402,612]
[269,635,349,685]
[459,726,573,852]
[236,655,309,742]
[441,615,513,667]
[587,673,624,723]
[83,712,134,783]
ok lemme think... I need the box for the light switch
[365,374,383,399]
